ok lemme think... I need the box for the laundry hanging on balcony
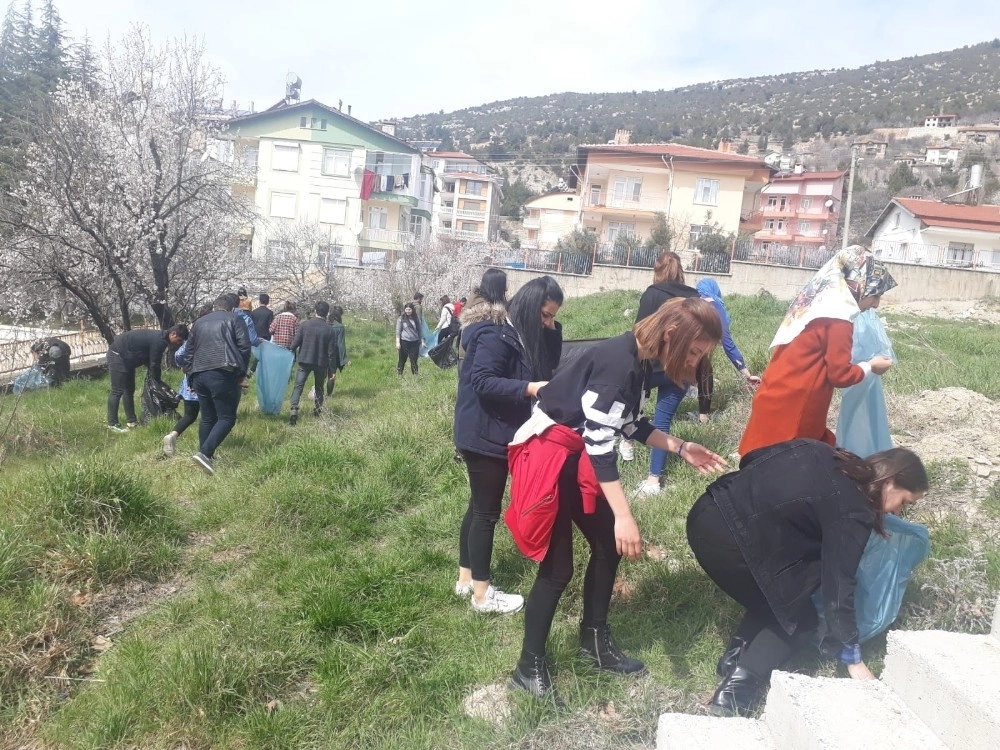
[361,169,377,200]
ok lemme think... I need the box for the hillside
[397,40,1000,163]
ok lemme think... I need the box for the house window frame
[689,223,710,247]
[460,221,479,232]
[272,143,300,172]
[319,198,347,225]
[694,178,720,206]
[465,180,484,196]
[269,191,297,219]
[589,183,602,205]
[368,205,388,230]
[607,220,636,243]
[322,148,352,177]
[611,177,642,206]
[798,220,811,233]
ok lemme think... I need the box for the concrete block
[656,713,775,750]
[883,629,1000,750]
[764,670,947,749]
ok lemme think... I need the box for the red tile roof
[578,142,769,165]
[896,198,1000,232]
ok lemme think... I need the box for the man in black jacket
[288,300,337,425]
[106,325,188,431]
[185,294,251,474]
[247,292,274,377]
[31,336,72,386]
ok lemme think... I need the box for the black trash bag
[141,375,181,422]
[428,338,459,369]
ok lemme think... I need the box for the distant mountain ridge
[396,40,1000,162]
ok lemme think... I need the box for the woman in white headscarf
[738,247,897,459]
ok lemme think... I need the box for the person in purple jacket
[694,278,760,422]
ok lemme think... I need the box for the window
[272,144,299,172]
[767,196,778,207]
[607,221,636,242]
[611,177,642,206]
[461,221,479,232]
[409,215,425,238]
[319,198,347,225]
[893,212,901,229]
[465,180,484,196]
[694,178,720,205]
[443,181,455,193]
[269,192,296,219]
[689,224,710,247]
[801,198,812,209]
[589,184,602,205]
[776,219,786,233]
[322,148,351,177]
[419,174,431,200]
[946,242,974,264]
[267,240,290,261]
[764,219,775,230]
[300,117,307,128]
[242,147,259,171]
[368,206,388,230]
[798,221,810,233]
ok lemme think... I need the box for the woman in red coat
[739,247,897,458]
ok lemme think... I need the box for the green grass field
[1,291,998,749]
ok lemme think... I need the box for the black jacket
[537,332,654,482]
[249,306,274,341]
[291,317,337,370]
[635,281,699,324]
[705,439,874,654]
[186,310,251,376]
[454,302,536,459]
[108,329,172,379]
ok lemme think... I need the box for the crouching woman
[506,297,727,701]
[686,439,928,716]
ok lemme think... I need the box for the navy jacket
[453,302,534,459]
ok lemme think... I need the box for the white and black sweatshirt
[513,332,654,483]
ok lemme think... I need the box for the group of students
[450,246,929,715]
[103,288,347,474]
[394,292,466,375]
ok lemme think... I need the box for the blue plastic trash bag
[13,364,52,394]
[836,309,895,457]
[419,317,436,357]
[813,513,930,644]
[255,342,294,415]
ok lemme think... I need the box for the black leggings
[171,399,200,436]
[686,494,813,677]
[397,340,419,374]
[457,450,509,581]
[697,357,713,415]
[107,357,137,425]
[521,454,621,658]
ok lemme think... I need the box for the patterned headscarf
[770,246,897,349]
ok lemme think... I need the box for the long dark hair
[474,268,507,305]
[834,447,929,536]
[508,276,564,380]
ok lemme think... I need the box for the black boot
[579,624,647,675]
[708,666,766,717]
[716,635,748,678]
[510,654,561,705]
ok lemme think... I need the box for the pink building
[753,170,846,250]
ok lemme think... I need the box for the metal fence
[0,328,110,383]
[870,239,1000,271]
[732,241,836,270]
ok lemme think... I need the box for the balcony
[358,227,415,249]
[522,215,541,229]
[438,228,485,242]
[583,195,664,214]
[456,208,487,220]
[520,237,539,250]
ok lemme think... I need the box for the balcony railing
[438,228,485,241]
[522,216,541,229]
[359,227,414,246]
[456,208,487,220]
[520,237,539,250]
[871,239,1000,270]
[583,195,664,213]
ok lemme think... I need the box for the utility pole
[841,146,858,249]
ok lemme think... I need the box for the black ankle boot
[579,624,647,675]
[708,666,766,717]
[716,635,748,678]
[510,654,561,704]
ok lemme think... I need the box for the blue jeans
[648,378,687,478]
[192,369,241,459]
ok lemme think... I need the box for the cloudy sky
[52,0,996,121]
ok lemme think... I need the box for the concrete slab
[764,671,947,750]
[883,629,1000,750]
[656,713,775,750]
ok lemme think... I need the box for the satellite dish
[824,199,834,208]
[285,72,302,88]
[352,222,364,236]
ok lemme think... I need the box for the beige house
[521,193,581,249]
[426,151,503,242]
[575,142,773,261]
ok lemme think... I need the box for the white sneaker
[471,585,524,614]
[635,481,661,497]
[162,433,177,457]
[454,581,473,598]
[619,440,634,461]
[698,413,710,424]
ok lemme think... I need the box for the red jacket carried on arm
[505,425,602,562]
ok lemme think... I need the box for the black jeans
[289,364,328,413]
[521,454,621,658]
[458,450,509,581]
[192,369,241,459]
[107,352,137,425]
[171,399,200,436]
[687,494,808,677]
[397,340,419,374]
